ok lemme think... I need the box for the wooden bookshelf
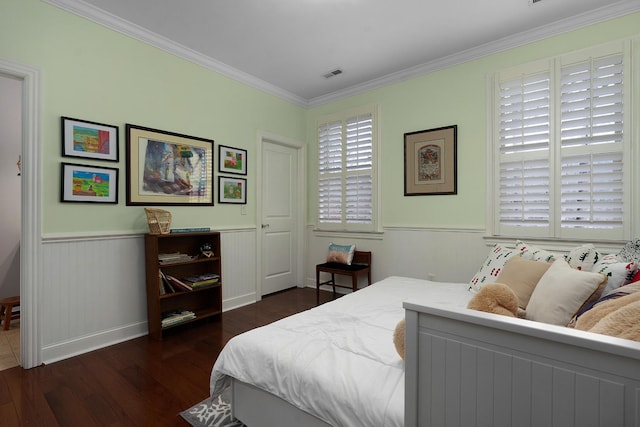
[144,231,222,340]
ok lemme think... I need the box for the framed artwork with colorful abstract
[125,124,214,206]
[61,162,118,203]
[218,176,246,204]
[218,145,247,175]
[61,116,119,162]
[404,125,457,196]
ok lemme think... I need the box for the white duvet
[209,276,473,427]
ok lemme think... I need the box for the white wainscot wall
[41,229,258,364]
[306,226,489,289]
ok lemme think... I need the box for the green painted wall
[0,0,305,233]
[306,12,640,229]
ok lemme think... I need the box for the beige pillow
[526,259,607,326]
[496,256,551,309]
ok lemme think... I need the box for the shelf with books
[145,231,222,339]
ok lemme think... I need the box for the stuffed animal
[393,318,406,360]
[466,283,518,317]
[575,291,640,341]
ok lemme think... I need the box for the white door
[261,142,298,295]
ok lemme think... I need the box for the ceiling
[48,0,640,106]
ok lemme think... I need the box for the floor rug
[180,390,245,427]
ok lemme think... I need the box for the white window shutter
[317,109,376,230]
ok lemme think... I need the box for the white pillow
[592,254,638,295]
[526,258,607,326]
[469,244,517,292]
[515,240,557,262]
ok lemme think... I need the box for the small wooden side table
[0,296,20,330]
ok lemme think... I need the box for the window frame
[487,39,634,243]
[315,104,380,233]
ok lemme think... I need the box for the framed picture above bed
[61,116,119,162]
[125,124,214,206]
[404,125,457,196]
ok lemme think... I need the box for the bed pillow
[592,254,638,295]
[616,238,640,263]
[515,240,557,262]
[469,244,517,292]
[496,256,551,309]
[326,243,355,265]
[565,243,600,271]
[526,258,607,326]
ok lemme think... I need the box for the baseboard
[41,321,148,365]
[223,292,257,312]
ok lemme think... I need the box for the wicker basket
[145,208,172,235]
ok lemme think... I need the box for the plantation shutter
[318,110,375,230]
[497,71,551,234]
[493,42,628,240]
[559,54,624,231]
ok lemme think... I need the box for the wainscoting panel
[220,229,258,311]
[41,229,259,364]
[42,235,148,363]
[306,227,488,289]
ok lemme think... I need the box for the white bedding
[209,276,474,427]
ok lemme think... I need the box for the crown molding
[308,0,640,106]
[42,0,310,107]
[44,0,639,109]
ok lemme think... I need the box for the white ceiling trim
[43,0,640,109]
[42,0,308,106]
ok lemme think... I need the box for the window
[317,105,378,232]
[490,41,632,241]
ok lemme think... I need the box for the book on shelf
[161,309,196,327]
[158,252,196,264]
[182,273,220,288]
[159,271,177,293]
[170,227,211,233]
[164,274,194,292]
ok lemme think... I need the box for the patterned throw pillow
[616,238,640,263]
[326,243,355,265]
[565,243,600,271]
[469,244,517,292]
[592,254,638,295]
[515,240,557,262]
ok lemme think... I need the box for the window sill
[313,229,384,240]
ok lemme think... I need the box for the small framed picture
[218,145,247,175]
[61,162,119,203]
[61,116,119,162]
[218,176,247,204]
[404,125,457,196]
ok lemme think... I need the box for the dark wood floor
[0,287,336,426]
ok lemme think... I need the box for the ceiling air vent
[529,0,543,4]
[324,69,343,79]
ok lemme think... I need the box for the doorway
[0,59,43,369]
[256,132,306,298]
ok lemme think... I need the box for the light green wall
[306,12,640,229]
[0,0,305,233]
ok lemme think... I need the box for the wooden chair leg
[316,268,320,305]
[352,273,358,293]
[331,273,336,300]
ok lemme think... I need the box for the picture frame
[61,162,118,203]
[404,125,457,196]
[126,124,214,206]
[61,116,119,162]
[218,176,247,204]
[218,145,247,175]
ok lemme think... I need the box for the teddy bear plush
[574,291,640,341]
[393,318,406,360]
[466,283,519,317]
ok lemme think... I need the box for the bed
[209,275,640,427]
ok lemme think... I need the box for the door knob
[261,224,270,229]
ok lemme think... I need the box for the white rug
[180,390,245,427]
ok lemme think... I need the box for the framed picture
[404,125,457,196]
[61,162,118,203]
[218,145,247,175]
[61,116,119,162]
[218,176,247,204]
[126,124,214,206]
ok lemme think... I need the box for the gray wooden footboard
[403,302,640,427]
